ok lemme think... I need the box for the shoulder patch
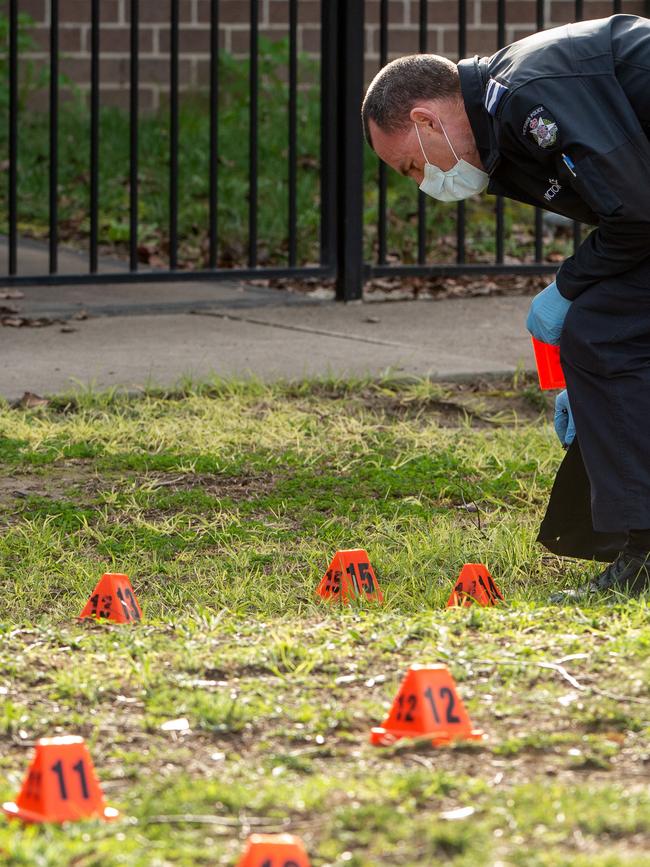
[523,105,559,149]
[484,78,508,116]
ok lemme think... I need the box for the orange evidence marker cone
[532,337,566,390]
[2,736,119,823]
[316,549,383,604]
[79,573,142,623]
[370,664,484,747]
[237,833,311,867]
[446,563,503,608]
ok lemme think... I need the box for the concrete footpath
[0,244,535,399]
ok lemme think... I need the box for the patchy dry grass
[0,377,648,865]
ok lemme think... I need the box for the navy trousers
[559,260,650,534]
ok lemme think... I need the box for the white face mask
[414,121,489,202]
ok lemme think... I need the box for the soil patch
[137,471,276,500]
[0,465,277,511]
[0,463,109,508]
[343,379,552,427]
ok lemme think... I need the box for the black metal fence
[2,1,647,298]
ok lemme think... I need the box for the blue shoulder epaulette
[484,78,508,116]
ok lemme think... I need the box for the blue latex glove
[554,389,576,448]
[526,281,572,346]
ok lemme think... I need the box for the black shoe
[589,550,650,595]
[550,550,650,603]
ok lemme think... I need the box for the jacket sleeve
[500,76,650,300]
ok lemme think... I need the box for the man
[362,14,650,600]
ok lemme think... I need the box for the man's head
[362,54,482,185]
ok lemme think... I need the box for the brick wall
[17,0,647,110]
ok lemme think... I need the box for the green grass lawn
[0,378,648,865]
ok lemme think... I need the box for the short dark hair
[362,54,460,149]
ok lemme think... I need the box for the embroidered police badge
[524,105,558,148]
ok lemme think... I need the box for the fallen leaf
[15,392,50,409]
[1,315,62,328]
[160,717,190,732]
[137,244,153,263]
[602,731,626,744]
[440,806,476,820]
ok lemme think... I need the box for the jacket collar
[458,56,500,174]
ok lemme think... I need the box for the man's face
[368,111,457,184]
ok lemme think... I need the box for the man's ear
[409,106,436,127]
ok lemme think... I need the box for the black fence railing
[2,1,649,298]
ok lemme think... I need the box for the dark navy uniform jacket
[458,14,650,301]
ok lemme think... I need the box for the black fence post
[320,1,338,272]
[49,0,59,275]
[8,0,18,276]
[129,0,139,272]
[335,0,365,302]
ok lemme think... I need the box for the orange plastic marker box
[370,664,484,748]
[316,549,383,604]
[531,337,566,390]
[2,736,119,823]
[447,563,504,608]
[237,833,311,866]
[79,573,142,624]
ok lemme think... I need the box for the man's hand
[554,389,576,447]
[526,281,572,345]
